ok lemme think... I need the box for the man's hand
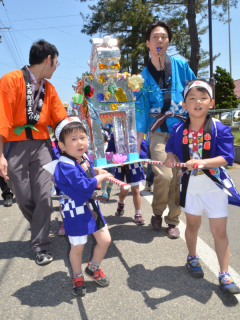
[0,155,9,180]
[164,152,176,168]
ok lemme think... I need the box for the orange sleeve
[48,84,68,130]
[0,73,16,140]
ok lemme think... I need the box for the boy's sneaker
[85,263,110,287]
[58,223,65,236]
[72,276,86,297]
[117,201,125,216]
[134,213,145,225]
[219,273,240,294]
[102,192,109,199]
[145,183,153,192]
[187,256,204,278]
[35,250,53,265]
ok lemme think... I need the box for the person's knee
[71,244,84,256]
[97,229,111,247]
[131,187,140,197]
[210,225,227,239]
[186,218,201,232]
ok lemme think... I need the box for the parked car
[233,110,240,121]
[221,112,231,120]
[220,110,240,121]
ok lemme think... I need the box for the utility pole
[228,0,232,76]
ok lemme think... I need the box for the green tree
[214,66,240,109]
[79,0,238,76]
[72,71,92,92]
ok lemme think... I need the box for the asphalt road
[1,166,240,319]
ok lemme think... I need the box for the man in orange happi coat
[0,40,68,265]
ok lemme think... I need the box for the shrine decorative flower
[112,153,127,163]
[127,74,144,92]
[105,152,113,162]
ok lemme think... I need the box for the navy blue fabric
[54,156,107,236]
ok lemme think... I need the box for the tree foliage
[72,71,92,92]
[79,0,238,76]
[214,66,240,109]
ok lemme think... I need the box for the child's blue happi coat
[54,155,106,236]
[165,118,240,207]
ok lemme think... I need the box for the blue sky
[0,0,239,104]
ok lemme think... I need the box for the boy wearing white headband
[52,117,113,296]
[164,79,240,294]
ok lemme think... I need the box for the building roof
[234,79,240,99]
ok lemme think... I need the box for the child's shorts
[183,190,228,218]
[68,225,108,246]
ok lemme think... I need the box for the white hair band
[183,80,213,99]
[55,117,84,141]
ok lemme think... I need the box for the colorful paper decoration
[83,85,94,97]
[103,91,111,100]
[114,87,128,103]
[110,103,118,111]
[98,75,106,84]
[99,62,120,71]
[97,93,105,101]
[117,72,131,81]
[73,93,84,105]
[108,84,117,94]
[127,74,144,92]
[112,153,127,164]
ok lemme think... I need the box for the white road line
[140,185,240,301]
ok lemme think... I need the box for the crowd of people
[1,21,240,298]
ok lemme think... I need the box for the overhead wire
[3,10,88,41]
[2,4,25,66]
[0,21,21,68]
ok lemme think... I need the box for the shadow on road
[5,210,238,315]
[126,264,239,309]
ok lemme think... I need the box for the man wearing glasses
[0,40,68,265]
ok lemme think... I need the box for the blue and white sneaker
[102,192,109,199]
[187,255,204,278]
[219,273,240,294]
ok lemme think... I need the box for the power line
[7,24,84,32]
[2,34,20,68]
[0,3,25,66]
[1,13,82,22]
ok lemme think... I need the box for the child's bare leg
[92,228,111,263]
[209,217,229,272]
[117,187,128,216]
[58,205,65,235]
[69,244,85,273]
[185,212,201,256]
[70,243,86,296]
[131,185,141,211]
[85,228,111,286]
[131,184,145,225]
[119,187,129,203]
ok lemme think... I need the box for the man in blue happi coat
[135,21,196,238]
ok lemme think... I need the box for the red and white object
[145,160,203,169]
[106,176,130,190]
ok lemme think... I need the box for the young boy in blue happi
[48,117,112,297]
[165,80,240,294]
